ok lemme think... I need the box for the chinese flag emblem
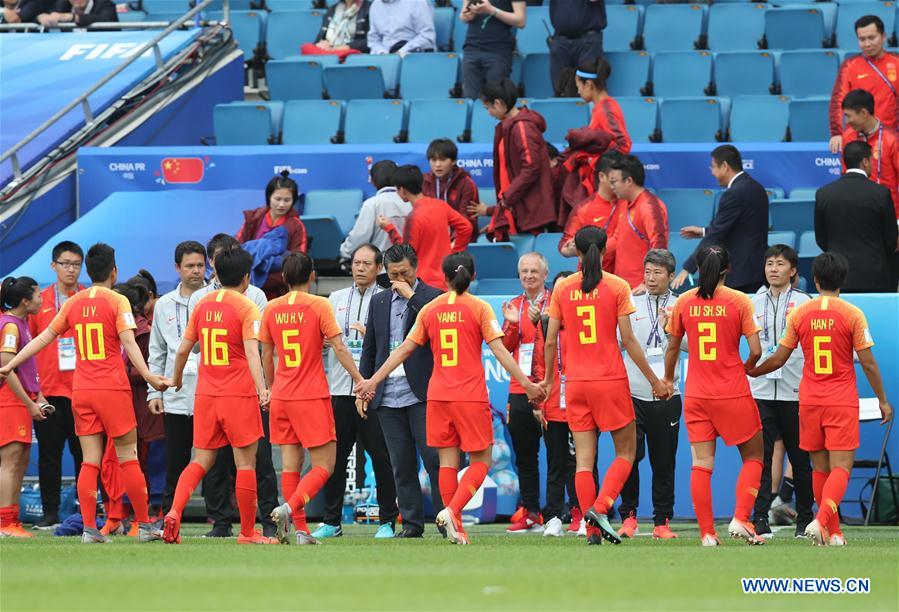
[161,157,204,183]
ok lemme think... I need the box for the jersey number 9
[439,328,458,367]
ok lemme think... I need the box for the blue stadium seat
[304,190,364,235]
[606,51,651,97]
[118,9,146,22]
[768,230,797,249]
[453,10,467,52]
[617,96,659,143]
[789,97,829,141]
[266,10,326,60]
[323,65,387,100]
[266,0,318,10]
[729,95,790,143]
[479,187,497,206]
[605,5,642,52]
[399,53,460,99]
[141,0,187,11]
[407,99,470,143]
[770,199,814,234]
[667,232,695,273]
[707,3,766,52]
[467,243,520,279]
[652,51,712,97]
[656,189,716,229]
[533,233,577,277]
[434,7,455,51]
[714,52,774,97]
[205,0,255,9]
[343,99,406,144]
[145,12,189,22]
[764,6,832,50]
[474,278,524,296]
[659,97,725,143]
[509,234,536,257]
[208,10,263,61]
[835,2,895,50]
[789,188,818,200]
[469,103,497,144]
[516,5,550,55]
[213,101,282,145]
[281,100,343,145]
[522,53,554,98]
[266,59,324,101]
[528,99,591,142]
[642,4,707,51]
[797,229,822,286]
[778,51,839,98]
[765,187,785,201]
[301,217,344,261]
[344,54,401,96]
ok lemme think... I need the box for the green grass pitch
[1,523,897,611]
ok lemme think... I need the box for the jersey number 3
[575,305,597,345]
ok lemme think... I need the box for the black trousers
[549,30,603,96]
[619,396,681,525]
[507,394,542,514]
[33,396,82,516]
[543,420,577,520]
[321,396,398,527]
[203,408,279,528]
[377,402,442,532]
[162,413,193,514]
[752,399,814,524]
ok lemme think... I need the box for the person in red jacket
[422,138,480,236]
[380,165,473,290]
[578,57,631,154]
[829,14,899,154]
[236,170,308,299]
[840,89,899,218]
[480,79,558,240]
[608,155,669,292]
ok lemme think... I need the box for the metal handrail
[0,0,229,180]
[0,21,218,32]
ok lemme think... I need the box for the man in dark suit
[359,243,443,538]
[815,140,898,293]
[673,145,770,293]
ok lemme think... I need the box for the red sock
[691,466,715,537]
[575,470,600,538]
[449,462,488,516]
[235,469,257,538]
[77,462,101,530]
[287,466,330,514]
[593,458,632,515]
[438,467,458,507]
[816,467,849,529]
[120,459,150,524]
[733,459,763,522]
[280,471,307,532]
[12,505,20,524]
[812,470,828,507]
[0,505,13,528]
[171,462,206,517]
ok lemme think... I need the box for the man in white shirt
[339,160,411,261]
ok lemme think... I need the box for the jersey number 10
[74,323,105,361]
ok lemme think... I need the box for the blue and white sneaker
[311,523,342,538]
[374,522,395,539]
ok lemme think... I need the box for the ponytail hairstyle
[115,281,149,316]
[128,269,157,300]
[442,252,475,294]
[574,225,608,293]
[696,245,730,299]
[575,57,612,94]
[1,276,38,312]
[265,170,299,207]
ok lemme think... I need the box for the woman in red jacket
[577,57,631,154]
[237,171,308,299]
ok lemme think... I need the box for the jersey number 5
[439,328,458,367]
[697,322,717,361]
[812,335,833,374]
[74,323,105,361]
[575,305,597,345]
[201,328,229,366]
[281,329,302,367]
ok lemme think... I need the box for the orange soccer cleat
[237,529,278,545]
[652,520,679,539]
[1,523,34,538]
[618,513,638,538]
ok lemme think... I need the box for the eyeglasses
[54,260,82,270]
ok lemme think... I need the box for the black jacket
[815,171,898,293]
[360,279,441,409]
[314,0,371,53]
[53,0,117,26]
[3,0,51,23]
[684,172,769,291]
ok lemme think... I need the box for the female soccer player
[355,252,545,545]
[541,226,671,546]
[663,245,765,546]
[0,277,49,538]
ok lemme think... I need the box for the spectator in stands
[479,79,557,240]
[422,138,480,236]
[367,0,435,57]
[127,270,158,323]
[236,170,308,299]
[380,165,473,290]
[840,89,899,218]
[548,0,606,97]
[829,15,899,154]
[674,145,768,294]
[575,57,630,154]
[37,0,117,28]
[607,154,668,292]
[303,0,372,58]
[1,0,51,24]
[815,141,898,293]
[339,160,411,262]
[459,0,526,99]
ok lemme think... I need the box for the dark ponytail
[442,252,475,294]
[696,245,730,299]
[114,282,148,315]
[128,269,157,299]
[574,226,608,293]
[1,276,38,311]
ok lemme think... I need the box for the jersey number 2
[698,322,717,361]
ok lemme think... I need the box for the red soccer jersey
[259,291,341,401]
[29,284,83,398]
[547,271,635,382]
[666,286,760,399]
[407,291,503,402]
[781,296,874,408]
[607,190,669,288]
[501,291,550,394]
[841,122,899,218]
[830,52,899,136]
[185,289,261,398]
[48,286,136,391]
[589,96,632,154]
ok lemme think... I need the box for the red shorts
[799,404,859,452]
[683,395,762,446]
[270,397,336,448]
[0,403,33,447]
[566,379,635,433]
[73,389,136,438]
[194,395,263,450]
[426,400,493,452]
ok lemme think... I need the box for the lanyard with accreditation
[516,293,547,377]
